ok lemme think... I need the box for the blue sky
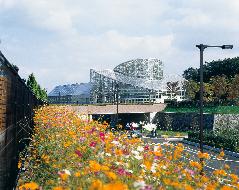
[1,0,239,92]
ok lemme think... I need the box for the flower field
[18,106,239,190]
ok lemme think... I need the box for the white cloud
[1,0,239,91]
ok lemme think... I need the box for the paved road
[143,137,239,175]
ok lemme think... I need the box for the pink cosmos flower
[117,167,126,176]
[89,141,97,147]
[99,132,105,141]
[75,150,82,158]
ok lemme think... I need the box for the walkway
[70,104,166,114]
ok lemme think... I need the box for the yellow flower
[220,185,234,190]
[104,171,117,180]
[52,187,64,190]
[224,164,230,170]
[18,162,22,169]
[19,182,39,190]
[102,182,128,190]
[143,160,152,170]
[184,184,193,190]
[217,151,225,159]
[89,160,101,172]
[89,179,103,190]
[74,171,81,177]
[197,151,210,159]
[189,161,202,170]
[59,173,69,181]
[213,169,227,176]
[101,165,110,171]
[230,174,238,182]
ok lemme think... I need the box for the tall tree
[27,73,38,95]
[210,75,228,103]
[26,73,48,102]
[183,80,199,101]
[183,67,198,81]
[227,74,239,102]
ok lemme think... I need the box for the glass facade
[90,59,186,104]
[48,83,92,104]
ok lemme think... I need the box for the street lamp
[196,44,233,169]
[115,83,119,127]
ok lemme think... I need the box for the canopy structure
[90,59,185,104]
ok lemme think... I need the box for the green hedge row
[187,130,239,152]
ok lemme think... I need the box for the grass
[156,130,188,137]
[163,105,239,114]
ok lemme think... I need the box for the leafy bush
[188,130,239,152]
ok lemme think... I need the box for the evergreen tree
[26,73,48,102]
[27,73,38,95]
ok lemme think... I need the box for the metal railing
[0,51,43,190]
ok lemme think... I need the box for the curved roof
[92,69,184,91]
[91,59,184,90]
[113,58,163,80]
[48,83,92,97]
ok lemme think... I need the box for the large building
[48,83,92,104]
[90,59,185,104]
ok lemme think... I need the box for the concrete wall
[152,112,214,131]
[152,112,239,132]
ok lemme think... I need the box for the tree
[183,80,199,101]
[227,74,239,102]
[203,83,213,103]
[210,75,228,103]
[166,81,180,99]
[27,73,38,95]
[26,73,48,102]
[183,57,239,83]
[183,67,198,81]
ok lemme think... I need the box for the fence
[0,51,43,190]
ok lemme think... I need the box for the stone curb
[142,136,185,141]
[182,139,239,158]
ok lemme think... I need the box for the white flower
[133,181,146,189]
[62,169,71,175]
[77,114,88,121]
[140,164,146,168]
[131,150,140,155]
[142,123,157,131]
[137,146,144,152]
[126,169,133,173]
[111,141,119,145]
[105,153,111,157]
[154,145,161,152]
[134,155,143,160]
[151,163,157,173]
[131,122,139,128]
[124,155,130,159]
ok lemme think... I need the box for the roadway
[143,137,239,175]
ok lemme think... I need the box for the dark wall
[92,113,150,127]
[153,112,214,131]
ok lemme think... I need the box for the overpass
[70,103,166,114]
[70,104,166,125]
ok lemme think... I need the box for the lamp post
[115,83,119,127]
[196,44,233,174]
[196,44,233,154]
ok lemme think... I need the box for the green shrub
[187,130,239,152]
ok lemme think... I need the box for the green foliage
[26,73,48,102]
[182,57,239,105]
[164,105,239,114]
[183,57,239,82]
[183,80,199,100]
[188,130,239,152]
